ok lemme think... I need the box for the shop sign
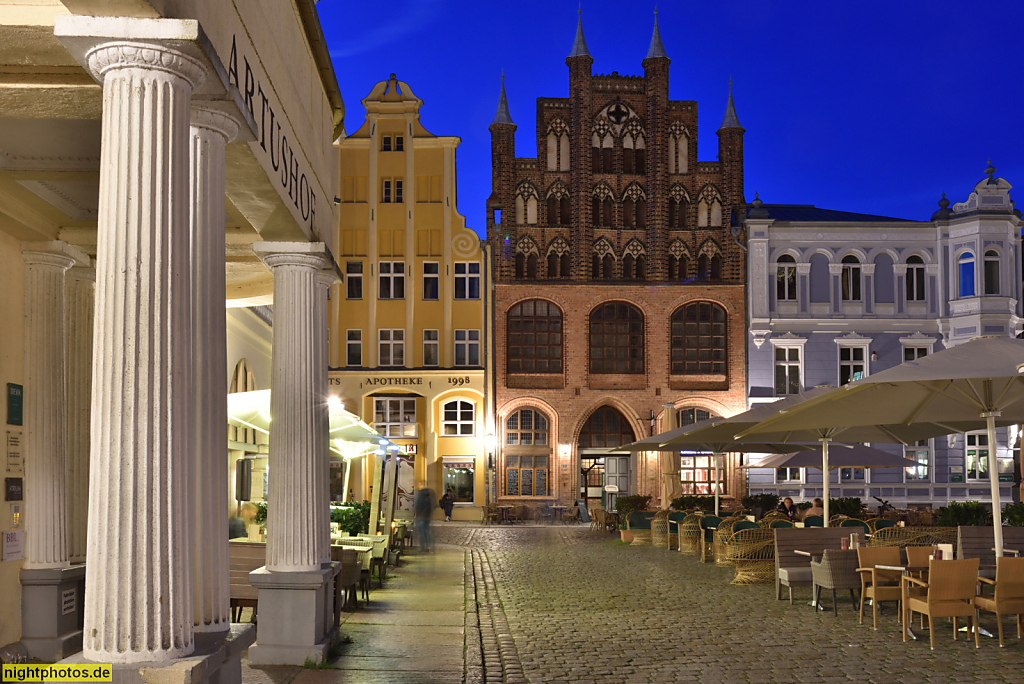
[2,529,24,562]
[604,484,619,492]
[949,465,964,483]
[6,431,22,475]
[5,478,22,502]
[6,384,22,426]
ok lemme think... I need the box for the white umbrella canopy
[737,336,1024,553]
[740,443,920,470]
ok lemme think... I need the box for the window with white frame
[394,136,404,152]
[422,329,439,367]
[381,135,392,152]
[454,329,480,366]
[774,346,802,396]
[679,454,725,495]
[379,261,405,299]
[346,330,362,367]
[984,250,1000,295]
[776,467,802,483]
[442,399,475,436]
[382,178,403,203]
[958,251,975,297]
[346,261,363,299]
[776,254,797,301]
[903,346,928,362]
[904,440,930,482]
[906,255,925,301]
[965,431,989,480]
[840,467,865,482]
[422,261,439,300]
[454,262,480,299]
[841,255,862,301]
[378,329,404,366]
[374,397,416,438]
[838,345,867,385]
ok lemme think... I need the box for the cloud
[326,0,443,59]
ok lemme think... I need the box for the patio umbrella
[740,443,921,470]
[617,389,835,515]
[736,336,1024,553]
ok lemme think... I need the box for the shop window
[374,397,416,438]
[504,454,548,496]
[442,399,475,436]
[442,460,474,502]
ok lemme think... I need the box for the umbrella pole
[714,452,720,516]
[821,438,831,527]
[984,411,1004,558]
[342,457,352,504]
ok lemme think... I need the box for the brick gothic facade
[485,16,748,510]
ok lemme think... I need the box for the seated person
[803,497,824,519]
[229,502,258,539]
[775,496,800,520]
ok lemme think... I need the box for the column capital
[190,106,240,143]
[22,241,90,270]
[85,42,207,89]
[316,268,341,288]
[253,242,330,272]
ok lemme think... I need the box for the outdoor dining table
[549,505,567,524]
[497,505,515,524]
[880,561,997,639]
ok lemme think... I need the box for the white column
[65,264,95,565]
[253,243,330,572]
[189,106,240,631]
[22,243,80,569]
[315,270,336,565]
[82,41,205,662]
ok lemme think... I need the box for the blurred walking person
[414,487,437,552]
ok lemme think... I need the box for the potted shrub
[614,495,652,542]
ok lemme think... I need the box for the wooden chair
[229,541,265,622]
[856,546,903,630]
[903,558,981,650]
[974,556,1024,647]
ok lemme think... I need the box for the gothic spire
[490,75,513,126]
[645,8,668,59]
[718,80,744,132]
[568,9,591,58]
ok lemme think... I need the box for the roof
[490,77,513,126]
[645,12,668,60]
[718,82,743,132]
[747,204,921,223]
[568,11,591,58]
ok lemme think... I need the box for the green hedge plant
[829,497,865,518]
[671,495,718,511]
[934,500,990,527]
[1001,502,1024,527]
[614,495,652,529]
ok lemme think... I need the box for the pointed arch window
[622,254,635,280]
[602,254,615,280]
[515,184,538,225]
[589,302,644,374]
[671,302,727,375]
[669,254,688,281]
[696,186,723,228]
[578,406,636,449]
[668,123,689,174]
[592,130,614,173]
[984,249,1000,295]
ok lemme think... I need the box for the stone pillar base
[60,624,254,684]
[21,565,86,662]
[245,565,335,666]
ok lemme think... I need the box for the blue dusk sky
[318,0,1024,236]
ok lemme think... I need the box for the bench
[229,540,265,622]
[774,527,852,603]
[958,526,1024,577]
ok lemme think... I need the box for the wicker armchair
[481,504,499,525]
[626,511,653,546]
[974,556,1024,647]
[759,511,790,526]
[713,517,742,567]
[679,512,704,555]
[811,549,861,616]
[856,546,903,630]
[725,528,776,585]
[828,514,850,527]
[902,558,981,650]
[803,515,824,528]
[840,518,870,533]
[868,526,957,549]
[869,518,897,532]
[699,515,722,563]
[768,520,794,529]
[651,510,670,548]
[666,511,687,550]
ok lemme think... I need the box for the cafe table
[880,562,996,640]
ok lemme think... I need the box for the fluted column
[65,265,95,565]
[253,243,331,572]
[189,106,239,632]
[82,41,205,662]
[315,271,337,564]
[22,243,80,569]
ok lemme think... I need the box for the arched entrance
[578,406,636,512]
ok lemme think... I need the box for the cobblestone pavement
[439,523,1024,683]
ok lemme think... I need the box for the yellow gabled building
[330,74,491,520]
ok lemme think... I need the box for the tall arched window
[514,252,525,279]
[671,302,727,375]
[776,254,797,301]
[526,253,538,279]
[668,124,689,174]
[515,184,538,225]
[623,197,635,228]
[958,251,975,297]
[602,254,615,280]
[710,255,722,281]
[841,255,861,301]
[589,302,644,374]
[669,255,688,281]
[622,254,635,280]
[906,255,925,302]
[668,197,688,228]
[592,131,613,173]
[507,300,563,373]
[546,252,558,278]
[984,250,1000,295]
[504,408,551,496]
